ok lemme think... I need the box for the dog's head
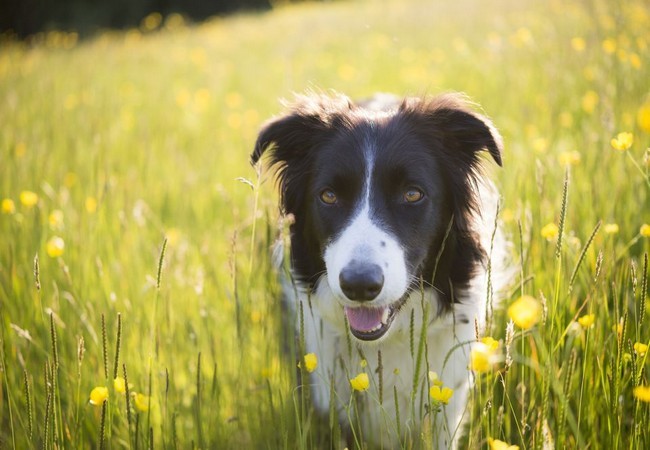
[252,92,502,342]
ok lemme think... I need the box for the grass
[0,0,649,447]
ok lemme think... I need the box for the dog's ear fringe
[399,93,504,167]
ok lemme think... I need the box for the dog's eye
[320,189,338,205]
[403,188,424,203]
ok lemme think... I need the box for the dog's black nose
[339,261,384,301]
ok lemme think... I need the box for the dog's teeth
[381,308,390,325]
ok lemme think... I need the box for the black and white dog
[252,92,506,449]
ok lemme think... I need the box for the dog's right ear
[251,93,354,168]
[251,112,327,168]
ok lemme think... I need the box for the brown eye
[320,189,338,205]
[404,188,424,203]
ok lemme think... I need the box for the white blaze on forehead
[323,137,409,305]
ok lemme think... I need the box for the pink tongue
[345,306,386,332]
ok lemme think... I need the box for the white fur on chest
[288,276,483,449]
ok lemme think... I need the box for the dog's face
[253,93,502,342]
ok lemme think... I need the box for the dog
[252,91,506,449]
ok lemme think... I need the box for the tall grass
[0,0,648,447]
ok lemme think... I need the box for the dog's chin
[343,294,409,343]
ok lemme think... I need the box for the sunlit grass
[1,0,649,447]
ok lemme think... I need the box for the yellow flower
[140,12,162,32]
[1,198,15,214]
[577,313,595,329]
[469,342,498,373]
[640,224,650,238]
[633,342,648,356]
[86,197,98,214]
[301,353,318,373]
[113,377,126,394]
[19,190,39,207]
[133,392,150,412]
[46,236,65,258]
[350,373,370,392]
[638,103,650,133]
[481,336,499,351]
[610,132,634,151]
[360,359,368,368]
[604,223,619,234]
[571,37,586,52]
[49,209,64,229]
[64,172,77,187]
[429,385,454,404]
[428,371,443,387]
[540,223,559,241]
[507,295,542,330]
[602,38,616,54]
[634,385,650,402]
[613,320,624,338]
[89,386,109,405]
[489,437,520,450]
[558,151,581,166]
[581,91,599,114]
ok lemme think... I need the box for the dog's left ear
[402,94,503,167]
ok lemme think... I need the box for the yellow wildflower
[429,385,454,404]
[301,353,318,373]
[19,190,39,207]
[469,342,496,373]
[633,342,648,356]
[602,38,616,54]
[559,112,574,128]
[359,359,368,368]
[489,437,520,450]
[49,209,64,230]
[46,236,65,258]
[571,37,586,52]
[634,385,650,402]
[15,142,27,157]
[481,336,499,351]
[577,313,595,329]
[541,223,559,241]
[604,223,619,234]
[640,224,650,238]
[508,295,542,330]
[611,132,634,151]
[113,377,126,394]
[581,90,599,114]
[1,198,15,214]
[133,392,150,412]
[629,53,641,69]
[350,373,370,392]
[638,103,650,133]
[86,197,98,214]
[89,386,109,405]
[140,12,162,32]
[558,151,581,166]
[613,320,624,338]
[64,172,77,187]
[428,371,443,387]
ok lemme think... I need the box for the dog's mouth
[344,296,408,341]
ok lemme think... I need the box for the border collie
[252,92,506,449]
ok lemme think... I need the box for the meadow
[0,0,649,448]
